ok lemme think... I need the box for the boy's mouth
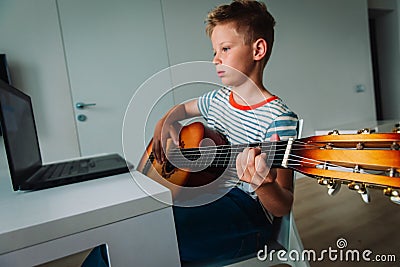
[217,71,225,77]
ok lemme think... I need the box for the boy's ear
[253,38,268,61]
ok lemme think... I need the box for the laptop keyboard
[44,160,91,180]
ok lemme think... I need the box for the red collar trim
[229,92,278,110]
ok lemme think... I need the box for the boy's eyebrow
[216,41,235,46]
[212,40,240,51]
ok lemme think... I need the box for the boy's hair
[206,0,276,64]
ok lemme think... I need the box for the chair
[182,120,308,267]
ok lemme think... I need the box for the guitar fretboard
[166,140,289,169]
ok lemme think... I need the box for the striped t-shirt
[197,87,298,196]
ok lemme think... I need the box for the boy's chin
[221,82,232,87]
[220,76,252,88]
[219,78,234,87]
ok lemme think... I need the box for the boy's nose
[213,53,221,65]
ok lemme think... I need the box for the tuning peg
[391,142,399,150]
[328,129,340,135]
[384,187,399,196]
[317,177,329,186]
[360,189,371,203]
[348,182,362,192]
[384,188,400,204]
[390,196,400,205]
[327,181,341,196]
[388,168,398,177]
[357,128,372,134]
[317,178,341,196]
[392,123,400,133]
[348,182,371,203]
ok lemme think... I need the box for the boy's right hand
[151,99,200,164]
[152,118,181,164]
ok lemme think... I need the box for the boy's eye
[212,47,230,57]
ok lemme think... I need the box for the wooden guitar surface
[137,122,227,191]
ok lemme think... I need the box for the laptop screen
[0,80,42,189]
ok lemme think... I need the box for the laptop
[0,79,131,191]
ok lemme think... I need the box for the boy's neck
[231,78,273,106]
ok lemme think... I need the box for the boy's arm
[236,137,294,217]
[254,167,294,217]
[152,99,201,163]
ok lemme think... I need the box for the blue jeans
[173,187,272,263]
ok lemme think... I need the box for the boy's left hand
[236,134,280,188]
[236,147,277,188]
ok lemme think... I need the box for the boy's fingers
[236,152,244,178]
[255,153,269,177]
[246,147,261,174]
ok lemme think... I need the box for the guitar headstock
[290,129,400,204]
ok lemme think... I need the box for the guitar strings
[161,143,354,173]
[163,141,326,167]
[164,138,378,161]
[165,140,318,157]
[148,139,398,184]
[160,152,356,174]
[164,153,380,176]
[157,133,399,159]
[153,139,392,174]
[164,146,318,164]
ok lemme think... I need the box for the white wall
[369,0,400,120]
[162,0,378,137]
[162,0,227,105]
[0,0,79,162]
[266,0,376,136]
[0,0,387,165]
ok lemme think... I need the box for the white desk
[0,161,180,266]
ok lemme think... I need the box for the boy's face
[211,22,255,87]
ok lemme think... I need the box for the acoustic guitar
[137,122,400,202]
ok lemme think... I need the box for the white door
[57,0,172,164]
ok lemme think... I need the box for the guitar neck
[169,139,292,170]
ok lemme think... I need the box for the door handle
[76,102,96,109]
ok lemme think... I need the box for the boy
[152,0,298,263]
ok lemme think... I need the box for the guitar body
[137,122,227,190]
